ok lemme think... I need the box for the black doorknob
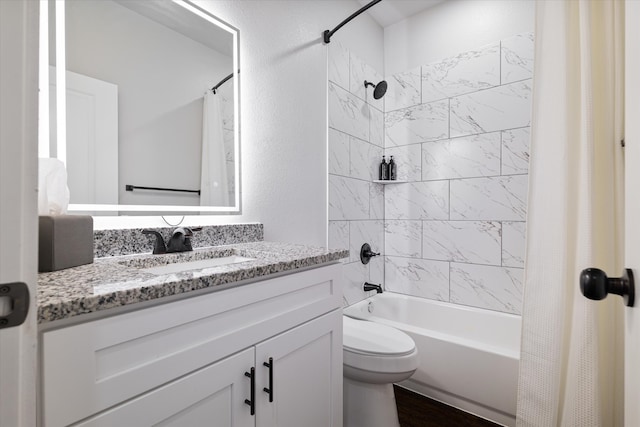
[579,268,635,307]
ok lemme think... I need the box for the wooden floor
[394,385,501,427]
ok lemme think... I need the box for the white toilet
[342,315,419,427]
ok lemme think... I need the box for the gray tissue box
[39,215,94,272]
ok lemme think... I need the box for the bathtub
[343,293,521,427]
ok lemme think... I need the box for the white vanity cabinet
[40,264,343,427]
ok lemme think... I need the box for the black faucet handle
[142,229,167,254]
[360,243,380,264]
[183,228,194,251]
[182,227,201,251]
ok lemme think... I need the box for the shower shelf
[372,180,407,184]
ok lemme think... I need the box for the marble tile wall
[328,42,385,307]
[383,33,534,315]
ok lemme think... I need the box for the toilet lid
[343,316,416,356]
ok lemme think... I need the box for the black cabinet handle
[244,368,255,415]
[263,357,274,402]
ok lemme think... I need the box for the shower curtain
[516,1,625,426]
[200,90,229,206]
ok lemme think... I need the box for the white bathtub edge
[398,379,516,427]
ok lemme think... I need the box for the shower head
[364,80,387,100]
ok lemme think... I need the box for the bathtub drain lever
[364,282,383,293]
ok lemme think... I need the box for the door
[0,1,39,426]
[49,68,118,205]
[625,1,640,425]
[255,310,342,427]
[73,348,255,427]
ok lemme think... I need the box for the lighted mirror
[43,0,240,213]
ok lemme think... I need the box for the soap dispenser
[379,156,388,180]
[389,156,397,180]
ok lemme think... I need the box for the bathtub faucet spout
[364,282,383,293]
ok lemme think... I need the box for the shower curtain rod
[211,69,239,93]
[323,0,382,44]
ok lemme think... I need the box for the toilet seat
[343,316,419,377]
[343,316,415,356]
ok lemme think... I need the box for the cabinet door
[74,348,255,427]
[255,310,342,427]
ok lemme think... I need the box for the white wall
[94,0,383,248]
[384,0,534,75]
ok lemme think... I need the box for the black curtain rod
[211,69,240,93]
[323,0,382,44]
[125,185,201,196]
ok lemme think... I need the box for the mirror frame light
[52,0,241,213]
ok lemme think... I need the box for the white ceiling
[357,0,444,28]
[116,0,234,57]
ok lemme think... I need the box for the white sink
[141,255,254,275]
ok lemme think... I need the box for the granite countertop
[38,241,349,324]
